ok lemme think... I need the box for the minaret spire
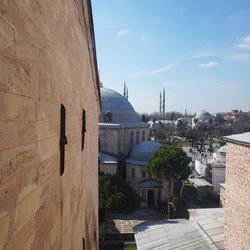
[162,88,166,114]
[123,81,126,98]
[126,86,128,100]
[159,93,162,113]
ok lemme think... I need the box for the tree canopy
[99,173,141,214]
[147,145,192,180]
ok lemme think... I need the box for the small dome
[197,110,211,118]
[217,145,227,154]
[212,145,227,166]
[127,140,161,165]
[99,88,139,123]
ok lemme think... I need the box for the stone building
[126,140,163,207]
[99,87,150,173]
[223,132,250,249]
[0,1,100,249]
[98,87,171,207]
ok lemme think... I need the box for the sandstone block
[6,221,33,250]
[0,213,10,249]
[0,14,15,51]
[6,93,36,121]
[0,143,37,182]
[19,120,37,145]
[38,136,58,161]
[0,121,19,151]
[15,187,40,233]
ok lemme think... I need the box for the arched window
[142,130,146,141]
[131,168,135,178]
[104,111,112,123]
[136,131,140,144]
[130,131,134,146]
[142,170,146,179]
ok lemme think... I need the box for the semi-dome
[126,140,161,165]
[99,87,139,123]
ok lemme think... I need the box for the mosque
[99,86,169,207]
[192,109,212,127]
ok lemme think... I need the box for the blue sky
[92,0,250,114]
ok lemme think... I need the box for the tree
[147,145,191,205]
[99,173,140,214]
[99,173,141,249]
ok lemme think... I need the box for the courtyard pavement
[100,208,165,234]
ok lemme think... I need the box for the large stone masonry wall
[224,143,250,250]
[0,0,99,249]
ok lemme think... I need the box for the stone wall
[99,124,150,157]
[224,143,250,249]
[0,0,100,249]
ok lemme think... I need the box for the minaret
[159,93,162,113]
[162,88,166,114]
[126,86,129,100]
[123,81,126,98]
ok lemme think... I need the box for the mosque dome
[99,87,139,123]
[196,110,211,119]
[126,140,161,165]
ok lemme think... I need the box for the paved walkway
[100,208,165,234]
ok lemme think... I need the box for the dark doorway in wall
[147,189,155,207]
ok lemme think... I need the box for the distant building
[222,132,250,249]
[0,1,100,249]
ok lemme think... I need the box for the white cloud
[228,83,241,91]
[197,61,219,68]
[127,63,176,79]
[228,53,250,62]
[211,81,241,91]
[149,64,176,75]
[116,29,130,37]
[235,35,250,49]
[192,50,219,59]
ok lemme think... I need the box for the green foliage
[147,145,192,180]
[171,196,187,214]
[99,173,141,214]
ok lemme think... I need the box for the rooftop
[189,208,224,250]
[133,208,224,250]
[223,132,250,147]
[188,178,213,188]
[133,219,218,250]
[99,152,117,164]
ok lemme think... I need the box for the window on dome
[142,131,146,141]
[130,131,134,146]
[104,111,112,123]
[136,131,140,144]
